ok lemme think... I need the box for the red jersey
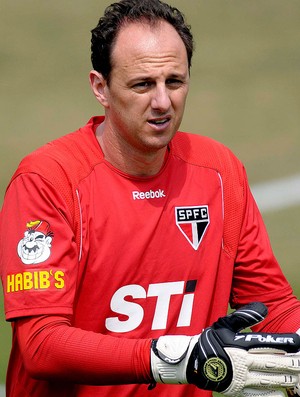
[1,116,299,397]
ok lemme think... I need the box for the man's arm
[16,314,152,384]
[16,302,300,397]
[231,175,300,333]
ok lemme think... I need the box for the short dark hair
[91,0,194,83]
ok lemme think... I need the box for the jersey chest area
[75,157,227,335]
[79,158,224,265]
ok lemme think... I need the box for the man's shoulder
[172,132,246,258]
[12,117,103,185]
[172,131,243,174]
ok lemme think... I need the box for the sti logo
[175,206,210,250]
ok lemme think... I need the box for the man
[1,1,300,396]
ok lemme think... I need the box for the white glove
[285,329,300,397]
[150,302,300,397]
[239,388,286,397]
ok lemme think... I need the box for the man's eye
[166,79,183,88]
[133,81,152,89]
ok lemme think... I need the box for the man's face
[100,20,190,154]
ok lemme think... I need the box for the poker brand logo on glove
[17,220,54,265]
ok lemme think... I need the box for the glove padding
[151,302,300,397]
[286,329,300,397]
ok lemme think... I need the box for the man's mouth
[148,117,171,126]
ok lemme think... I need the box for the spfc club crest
[175,206,210,250]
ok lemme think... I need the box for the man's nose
[151,85,171,112]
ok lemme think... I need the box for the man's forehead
[111,20,188,68]
[116,19,169,36]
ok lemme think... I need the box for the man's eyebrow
[128,73,188,85]
[167,73,188,80]
[129,76,153,84]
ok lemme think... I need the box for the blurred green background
[1,0,300,391]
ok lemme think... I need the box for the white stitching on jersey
[76,189,83,262]
[218,172,225,249]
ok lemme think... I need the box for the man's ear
[89,70,109,108]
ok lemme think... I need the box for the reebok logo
[132,189,166,200]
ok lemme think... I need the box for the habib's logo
[17,220,53,265]
[6,269,65,293]
[175,206,210,250]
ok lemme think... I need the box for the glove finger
[245,372,298,389]
[213,302,268,333]
[240,388,286,397]
[248,353,300,373]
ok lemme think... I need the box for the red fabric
[15,315,151,383]
[1,116,300,397]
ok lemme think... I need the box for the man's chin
[144,129,176,150]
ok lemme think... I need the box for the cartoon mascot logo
[17,220,54,265]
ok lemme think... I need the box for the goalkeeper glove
[287,329,300,397]
[150,302,300,397]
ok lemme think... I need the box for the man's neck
[96,123,168,177]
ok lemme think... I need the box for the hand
[150,302,300,397]
[287,329,300,397]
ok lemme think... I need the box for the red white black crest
[175,206,210,250]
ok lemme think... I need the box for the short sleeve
[0,173,79,320]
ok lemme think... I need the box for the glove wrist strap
[151,349,188,384]
[150,335,199,385]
